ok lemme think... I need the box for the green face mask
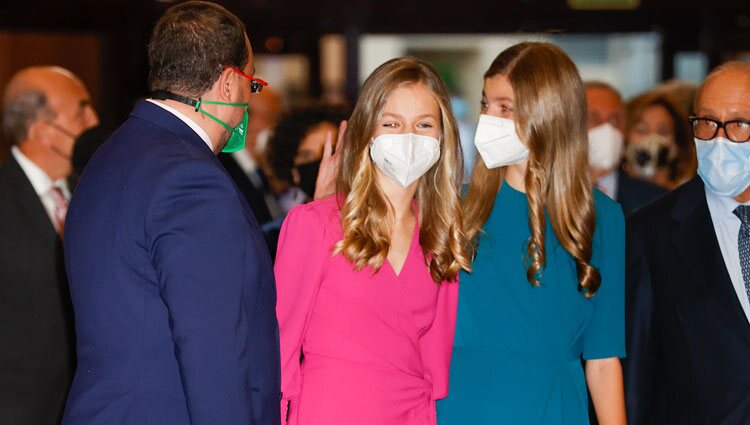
[149,90,248,153]
[195,99,249,153]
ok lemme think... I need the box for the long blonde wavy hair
[464,42,601,297]
[333,57,471,283]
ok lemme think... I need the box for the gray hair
[1,90,56,145]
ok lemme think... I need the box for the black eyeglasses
[689,116,750,143]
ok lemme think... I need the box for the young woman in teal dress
[437,42,627,424]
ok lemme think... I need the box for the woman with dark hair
[624,92,696,189]
[267,105,348,211]
[437,42,627,424]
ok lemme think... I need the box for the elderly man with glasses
[624,61,750,425]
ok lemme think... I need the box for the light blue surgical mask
[695,137,750,197]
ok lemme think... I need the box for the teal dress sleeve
[582,192,626,360]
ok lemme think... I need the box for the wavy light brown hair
[464,42,601,297]
[333,57,471,283]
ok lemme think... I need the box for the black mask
[295,160,321,199]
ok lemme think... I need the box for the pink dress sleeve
[274,203,329,424]
[419,278,459,400]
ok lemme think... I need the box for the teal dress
[437,183,625,425]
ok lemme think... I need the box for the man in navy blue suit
[625,61,750,424]
[62,2,280,424]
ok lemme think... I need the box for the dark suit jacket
[615,171,667,216]
[0,153,76,425]
[624,176,750,424]
[218,153,273,225]
[62,101,281,425]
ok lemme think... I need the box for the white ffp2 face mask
[588,123,624,171]
[369,133,441,188]
[473,114,529,169]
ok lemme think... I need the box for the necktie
[733,205,750,302]
[48,186,69,236]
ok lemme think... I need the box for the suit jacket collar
[671,176,750,345]
[1,154,58,241]
[130,100,216,159]
[671,176,709,224]
[129,101,262,232]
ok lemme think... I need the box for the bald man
[625,61,750,424]
[0,66,98,425]
[246,85,282,156]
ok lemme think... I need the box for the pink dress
[275,195,458,425]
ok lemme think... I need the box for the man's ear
[27,119,51,147]
[216,67,234,102]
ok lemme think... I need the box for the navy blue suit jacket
[62,101,280,425]
[615,171,666,217]
[624,176,750,424]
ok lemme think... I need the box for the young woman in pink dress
[274,57,471,425]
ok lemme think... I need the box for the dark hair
[147,1,248,97]
[268,105,348,183]
[1,90,55,145]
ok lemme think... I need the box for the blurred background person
[246,85,283,165]
[624,91,696,189]
[0,65,98,425]
[268,104,348,210]
[219,86,284,225]
[585,81,666,215]
[69,124,108,188]
[262,104,347,259]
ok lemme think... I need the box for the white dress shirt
[11,146,70,228]
[705,186,750,323]
[596,169,619,200]
[146,99,213,151]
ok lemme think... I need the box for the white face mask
[695,137,750,197]
[473,114,528,169]
[588,123,624,171]
[369,133,441,188]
